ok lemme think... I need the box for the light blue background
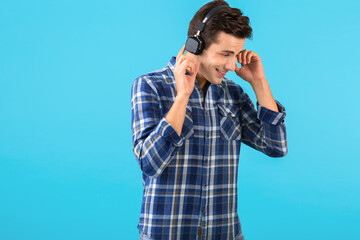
[1,0,359,239]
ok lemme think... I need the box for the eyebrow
[220,50,242,55]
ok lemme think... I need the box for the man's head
[187,0,253,85]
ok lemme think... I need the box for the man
[131,0,288,239]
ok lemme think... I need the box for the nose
[224,57,236,71]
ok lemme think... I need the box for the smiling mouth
[216,68,227,77]
[216,68,226,74]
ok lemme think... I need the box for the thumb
[235,65,246,80]
[235,64,243,75]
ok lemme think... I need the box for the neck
[196,72,210,96]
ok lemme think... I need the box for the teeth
[217,69,225,74]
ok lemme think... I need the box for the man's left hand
[235,49,266,85]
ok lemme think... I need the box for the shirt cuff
[158,117,184,147]
[256,100,286,125]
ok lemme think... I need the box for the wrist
[250,78,268,89]
[176,92,191,101]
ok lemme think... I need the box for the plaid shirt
[131,57,288,240]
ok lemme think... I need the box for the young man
[131,0,287,239]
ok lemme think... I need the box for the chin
[209,78,222,85]
[213,75,224,85]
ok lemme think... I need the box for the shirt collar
[168,56,176,72]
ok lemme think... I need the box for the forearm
[165,94,190,136]
[133,117,183,177]
[250,78,279,112]
[240,89,288,157]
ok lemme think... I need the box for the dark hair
[188,0,253,50]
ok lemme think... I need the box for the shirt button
[203,208,206,213]
[203,184,207,188]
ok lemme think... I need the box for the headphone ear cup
[185,35,205,55]
[196,35,205,54]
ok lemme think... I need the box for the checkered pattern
[131,57,287,240]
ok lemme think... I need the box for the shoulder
[133,65,175,94]
[132,64,177,105]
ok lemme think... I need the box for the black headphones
[185,5,230,55]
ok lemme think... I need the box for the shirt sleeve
[239,89,288,157]
[131,76,183,178]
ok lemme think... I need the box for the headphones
[185,5,230,55]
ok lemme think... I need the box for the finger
[182,57,195,74]
[235,63,241,72]
[176,45,186,65]
[187,62,198,76]
[177,55,185,67]
[179,59,194,75]
[178,55,195,68]
[238,50,245,64]
[183,55,195,64]
[242,49,248,64]
[187,61,200,76]
[188,58,198,72]
[237,53,242,64]
[247,51,253,64]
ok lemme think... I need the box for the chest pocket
[218,104,242,141]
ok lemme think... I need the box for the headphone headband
[196,5,230,34]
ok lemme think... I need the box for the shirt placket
[195,81,211,240]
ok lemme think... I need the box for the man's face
[197,31,246,85]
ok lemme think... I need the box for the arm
[131,77,184,178]
[251,77,278,112]
[131,46,200,178]
[239,86,288,157]
[165,94,190,136]
[167,45,200,136]
[235,49,287,157]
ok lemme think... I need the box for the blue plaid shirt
[131,57,288,240]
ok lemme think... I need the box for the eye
[222,54,230,57]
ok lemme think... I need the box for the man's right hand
[174,45,200,98]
